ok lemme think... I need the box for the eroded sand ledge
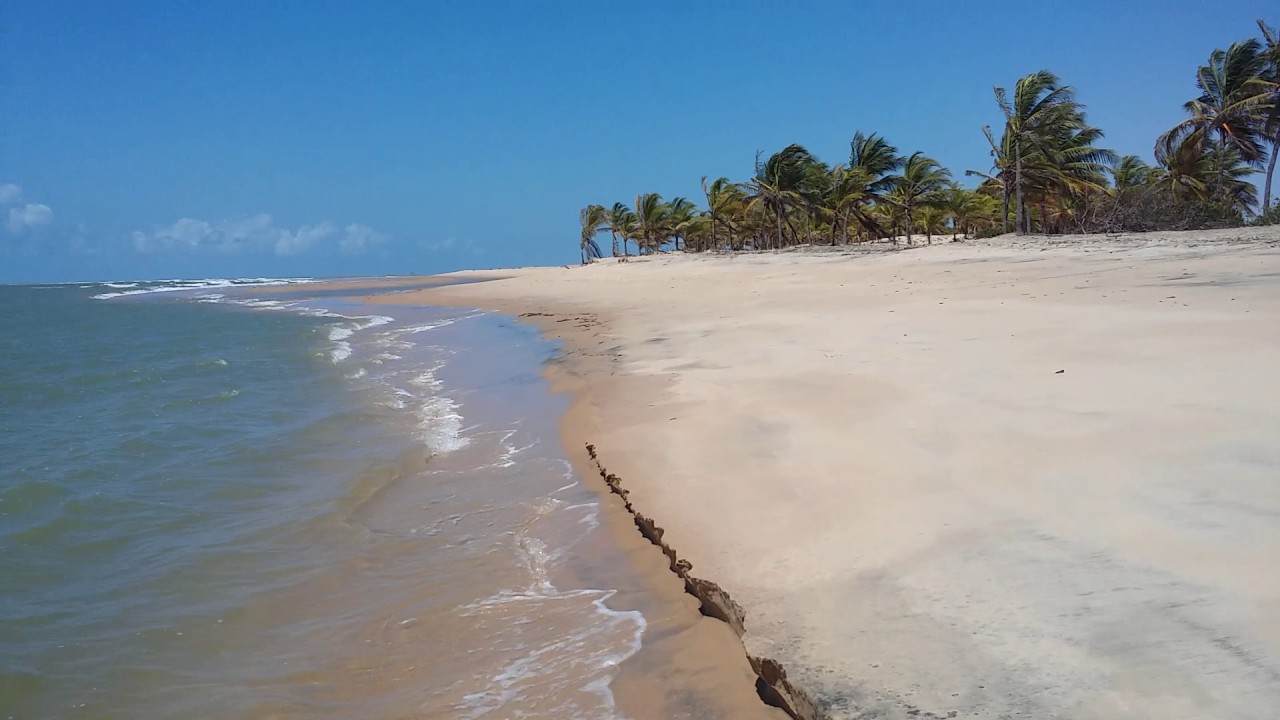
[584,441,826,720]
[371,228,1280,719]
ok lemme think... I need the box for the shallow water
[0,281,647,719]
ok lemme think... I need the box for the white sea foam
[416,390,468,453]
[92,277,316,300]
[457,498,645,720]
[324,315,394,363]
[480,427,539,469]
[329,341,353,363]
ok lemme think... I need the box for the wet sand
[370,228,1279,719]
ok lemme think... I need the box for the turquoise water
[0,281,644,719]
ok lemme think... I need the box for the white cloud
[276,221,338,256]
[7,203,53,234]
[132,217,214,252]
[1,182,55,238]
[132,214,386,256]
[0,183,22,205]
[339,223,384,254]
[422,236,456,251]
[419,235,481,255]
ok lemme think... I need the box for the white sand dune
[395,228,1280,719]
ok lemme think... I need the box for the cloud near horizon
[132,214,386,256]
[1,183,55,236]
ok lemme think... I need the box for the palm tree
[849,131,904,190]
[1154,131,1258,211]
[887,152,951,245]
[665,197,697,251]
[967,126,1013,233]
[701,176,741,251]
[820,164,882,244]
[678,213,712,252]
[917,206,948,244]
[881,185,908,242]
[744,144,819,249]
[1256,20,1280,218]
[1157,39,1269,202]
[1027,123,1116,232]
[605,202,635,257]
[1110,155,1156,191]
[844,131,903,238]
[634,192,669,254]
[945,183,988,240]
[619,213,642,256]
[994,70,1093,234]
[579,204,606,264]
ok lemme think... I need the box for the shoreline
[342,273,833,718]
[360,228,1280,719]
[519,304,825,719]
[338,282,792,719]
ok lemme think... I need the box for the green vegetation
[577,20,1279,261]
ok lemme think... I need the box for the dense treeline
[579,20,1279,262]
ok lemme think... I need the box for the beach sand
[377,227,1280,719]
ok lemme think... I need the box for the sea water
[0,280,644,719]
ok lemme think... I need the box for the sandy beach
[374,228,1280,719]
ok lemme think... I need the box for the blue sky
[1,1,1271,282]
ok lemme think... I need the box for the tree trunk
[1215,134,1227,200]
[1001,179,1010,234]
[774,203,784,250]
[1264,139,1278,220]
[905,206,913,246]
[610,231,619,257]
[1015,137,1025,235]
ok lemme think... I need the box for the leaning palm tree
[633,192,669,254]
[1256,19,1280,218]
[702,176,745,250]
[677,213,713,252]
[1156,39,1269,202]
[579,204,606,264]
[966,126,1013,233]
[887,152,951,245]
[665,197,697,251]
[618,212,642,257]
[1027,122,1116,232]
[917,206,948,244]
[849,131,904,192]
[821,164,880,244]
[744,144,819,249]
[606,202,635,257]
[994,70,1092,234]
[842,131,903,237]
[1153,131,1258,213]
[944,183,986,240]
[1110,155,1156,191]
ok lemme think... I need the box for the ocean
[0,279,649,719]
